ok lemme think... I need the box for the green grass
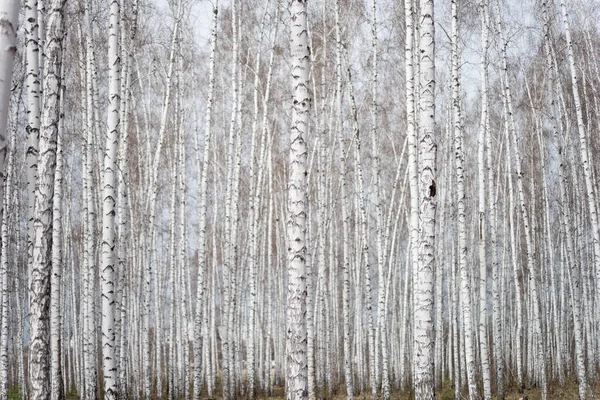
[8,387,21,400]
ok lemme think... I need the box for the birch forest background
[0,0,600,399]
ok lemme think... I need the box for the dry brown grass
[256,379,594,399]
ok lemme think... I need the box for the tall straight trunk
[30,0,65,398]
[334,0,353,397]
[504,114,523,392]
[50,73,65,400]
[248,9,270,398]
[193,2,218,399]
[0,0,17,221]
[143,2,181,396]
[101,0,121,398]
[495,1,547,397]
[476,1,492,398]
[343,43,376,400]
[25,0,41,287]
[413,0,436,398]
[451,3,477,397]
[405,0,420,391]
[82,3,98,397]
[287,1,310,398]
[221,0,239,396]
[369,0,389,397]
[0,20,17,391]
[483,1,503,396]
[559,3,595,397]
[541,2,565,386]
[117,0,137,394]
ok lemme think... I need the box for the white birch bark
[30,0,65,398]
[248,10,269,397]
[555,2,589,397]
[413,0,436,398]
[559,3,595,396]
[193,2,218,398]
[221,1,240,396]
[482,1,503,397]
[82,3,98,396]
[0,0,17,222]
[405,0,420,391]
[451,4,477,397]
[101,0,121,397]
[0,46,17,397]
[50,74,64,400]
[541,3,566,386]
[287,0,310,398]
[369,1,388,396]
[476,1,492,398]
[116,0,137,394]
[504,114,524,393]
[342,43,376,400]
[143,2,181,396]
[495,1,547,396]
[25,0,42,287]
[335,1,353,396]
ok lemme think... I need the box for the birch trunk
[25,0,41,288]
[30,0,65,398]
[101,0,121,397]
[451,4,477,397]
[476,1,492,398]
[334,0,353,397]
[0,17,17,390]
[50,78,65,400]
[83,3,98,396]
[405,0,421,392]
[495,1,547,396]
[287,0,310,398]
[483,0,503,396]
[343,43,376,400]
[557,2,589,396]
[193,1,218,398]
[413,0,436,398]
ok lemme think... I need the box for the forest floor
[258,380,590,399]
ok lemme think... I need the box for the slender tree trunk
[559,3,595,397]
[483,1,503,396]
[25,0,41,296]
[451,4,477,397]
[50,73,65,400]
[334,0,353,397]
[495,1,547,396]
[0,16,18,390]
[29,0,65,398]
[193,2,218,399]
[287,1,310,398]
[101,0,121,398]
[413,0,436,398]
[476,2,492,398]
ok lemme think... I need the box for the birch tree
[25,0,42,284]
[29,0,65,398]
[193,1,218,399]
[413,0,436,398]
[0,4,18,393]
[0,0,17,220]
[335,0,353,397]
[451,2,478,398]
[476,1,492,397]
[287,0,310,398]
[50,69,65,400]
[101,0,121,398]
[557,1,590,397]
